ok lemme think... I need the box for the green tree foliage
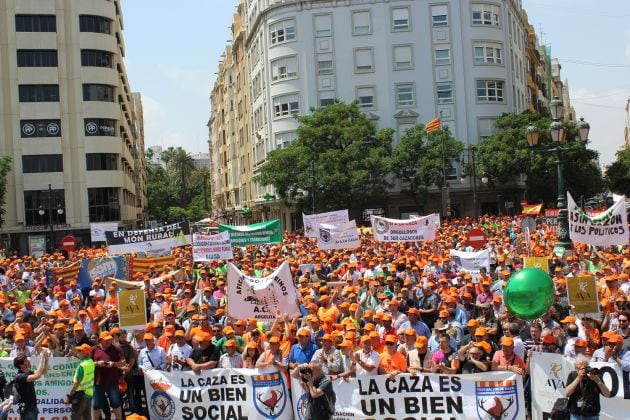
[476,112,604,205]
[605,146,630,196]
[0,156,12,227]
[391,125,464,211]
[258,101,393,216]
[164,147,196,206]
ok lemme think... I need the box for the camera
[299,367,312,383]
[585,366,599,375]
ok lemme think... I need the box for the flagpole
[439,112,450,220]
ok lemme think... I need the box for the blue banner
[78,256,130,288]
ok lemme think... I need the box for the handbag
[549,397,570,420]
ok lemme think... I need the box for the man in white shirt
[138,333,166,371]
[167,330,193,371]
[354,336,379,376]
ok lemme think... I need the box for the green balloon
[504,268,555,320]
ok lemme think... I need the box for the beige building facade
[0,0,146,254]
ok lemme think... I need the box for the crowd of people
[0,214,628,419]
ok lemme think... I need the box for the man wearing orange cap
[378,335,407,378]
[92,332,126,420]
[492,337,526,377]
[354,336,379,376]
[218,339,244,368]
[255,336,288,372]
[65,343,94,420]
[592,334,630,371]
[311,334,340,375]
[289,328,319,370]
[138,333,167,371]
[187,332,220,374]
[167,330,193,372]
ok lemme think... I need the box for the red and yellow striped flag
[425,117,441,133]
[521,203,543,216]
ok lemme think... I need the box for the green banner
[218,219,282,246]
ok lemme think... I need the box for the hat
[439,310,449,318]
[297,328,310,337]
[404,328,416,336]
[542,335,557,344]
[14,334,25,341]
[360,335,371,343]
[225,339,237,347]
[384,335,397,344]
[382,314,392,322]
[474,327,488,337]
[467,319,480,328]
[144,333,155,340]
[234,320,246,327]
[321,333,332,341]
[99,332,113,341]
[602,331,616,340]
[607,334,623,344]
[574,339,587,347]
[339,340,353,348]
[175,330,185,337]
[223,326,234,335]
[434,321,447,330]
[389,300,400,306]
[195,332,212,342]
[414,336,428,348]
[73,324,84,331]
[75,344,92,354]
[500,336,514,346]
[492,295,502,303]
[246,341,258,350]
[407,308,419,315]
[268,336,280,344]
[560,316,576,324]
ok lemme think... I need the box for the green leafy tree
[391,125,464,212]
[475,112,604,205]
[168,148,196,206]
[0,157,12,227]
[258,101,393,217]
[606,146,630,196]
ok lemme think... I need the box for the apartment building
[211,0,554,226]
[0,0,147,254]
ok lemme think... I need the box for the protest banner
[316,220,360,250]
[227,261,300,321]
[219,220,282,246]
[106,268,184,290]
[77,256,130,288]
[450,249,491,283]
[566,275,600,316]
[524,257,549,273]
[49,260,81,283]
[545,209,558,233]
[192,231,233,261]
[143,368,292,420]
[0,356,78,420]
[90,222,118,242]
[118,288,147,330]
[568,192,628,246]
[531,352,630,420]
[106,221,192,256]
[130,255,177,275]
[291,371,524,420]
[303,209,349,237]
[370,213,440,242]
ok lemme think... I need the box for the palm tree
[191,166,211,211]
[169,148,195,206]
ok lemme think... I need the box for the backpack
[4,378,21,405]
[549,397,570,420]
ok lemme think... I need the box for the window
[446,166,458,181]
[23,189,66,226]
[317,55,333,74]
[270,56,298,81]
[314,15,332,37]
[432,5,448,26]
[15,15,56,32]
[474,42,503,64]
[354,48,373,73]
[393,45,413,70]
[84,119,116,136]
[18,85,59,102]
[478,118,498,140]
[20,120,61,138]
[88,188,120,222]
[83,84,115,102]
[22,154,63,173]
[86,153,118,170]
[352,11,371,35]
[273,94,299,118]
[79,15,112,34]
[269,19,296,45]
[17,50,57,67]
[356,86,375,109]
[435,49,451,65]
[392,7,410,31]
[275,131,296,149]
[472,4,500,26]
[81,50,113,67]
[476,80,504,102]
[436,82,453,104]
[396,83,415,107]
[319,91,335,108]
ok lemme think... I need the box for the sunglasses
[386,342,396,345]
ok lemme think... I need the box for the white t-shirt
[167,343,193,371]
[354,349,380,376]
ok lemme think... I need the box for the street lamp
[460,146,479,218]
[526,97,590,252]
[38,184,64,254]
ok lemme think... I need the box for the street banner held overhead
[316,220,361,250]
[567,192,628,246]
[90,222,118,242]
[531,352,630,420]
[118,288,147,330]
[192,231,234,261]
[302,209,349,237]
[370,213,440,242]
[105,221,192,256]
[450,249,491,283]
[144,368,292,420]
[78,256,130,288]
[219,219,282,246]
[566,275,600,316]
[227,261,300,321]
[291,371,524,420]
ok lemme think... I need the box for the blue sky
[122,0,629,165]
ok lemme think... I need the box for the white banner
[568,192,628,246]
[316,220,360,250]
[90,222,118,242]
[531,352,630,420]
[303,209,349,237]
[227,261,300,321]
[0,356,78,420]
[144,368,292,420]
[106,221,192,256]
[28,235,46,258]
[291,371,524,420]
[192,231,233,261]
[370,213,440,242]
[450,249,491,282]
